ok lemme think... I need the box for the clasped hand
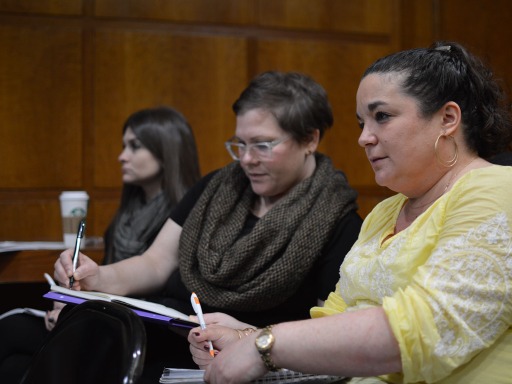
[187,312,268,383]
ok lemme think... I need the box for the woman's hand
[204,331,267,384]
[188,324,241,369]
[54,248,100,290]
[44,301,66,331]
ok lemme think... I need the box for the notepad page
[50,284,192,321]
[159,368,346,383]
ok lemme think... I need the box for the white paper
[0,241,66,253]
[0,307,46,320]
[159,368,346,383]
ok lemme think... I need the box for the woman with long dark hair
[0,105,201,383]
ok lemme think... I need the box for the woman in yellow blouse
[189,41,512,384]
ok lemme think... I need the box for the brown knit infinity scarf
[179,154,358,311]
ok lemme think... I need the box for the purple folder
[44,291,196,330]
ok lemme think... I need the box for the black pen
[69,219,86,288]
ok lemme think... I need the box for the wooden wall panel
[0,192,121,241]
[89,198,120,239]
[437,0,512,93]
[0,195,61,240]
[400,0,435,49]
[92,29,248,184]
[0,0,402,242]
[3,0,509,243]
[0,24,83,188]
[94,0,257,24]
[258,0,396,34]
[0,0,82,15]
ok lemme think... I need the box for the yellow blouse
[311,165,512,383]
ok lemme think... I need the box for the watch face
[256,332,273,351]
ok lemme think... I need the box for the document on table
[0,241,66,253]
[159,368,347,383]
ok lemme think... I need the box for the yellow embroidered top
[311,165,512,383]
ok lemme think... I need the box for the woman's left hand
[44,301,66,331]
[203,332,267,384]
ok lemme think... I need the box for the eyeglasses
[224,135,290,161]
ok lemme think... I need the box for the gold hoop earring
[434,134,458,167]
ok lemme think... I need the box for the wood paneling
[258,0,395,34]
[94,0,257,24]
[0,24,83,189]
[0,194,62,240]
[1,0,510,247]
[0,0,82,15]
[438,0,512,93]
[88,197,121,239]
[92,29,247,183]
[400,0,435,49]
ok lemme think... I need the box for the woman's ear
[306,129,320,154]
[440,101,462,136]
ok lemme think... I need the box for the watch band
[260,349,280,372]
[256,325,280,372]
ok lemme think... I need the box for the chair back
[20,300,146,384]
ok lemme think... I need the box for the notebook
[43,284,197,329]
[159,368,347,383]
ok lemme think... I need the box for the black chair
[20,300,146,384]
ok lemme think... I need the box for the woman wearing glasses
[53,71,362,380]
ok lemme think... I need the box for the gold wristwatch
[255,325,280,371]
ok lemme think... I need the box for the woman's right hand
[54,248,100,290]
[188,324,241,369]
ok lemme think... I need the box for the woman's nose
[358,127,376,148]
[239,147,258,165]
[118,148,129,162]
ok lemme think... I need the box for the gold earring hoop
[434,134,458,167]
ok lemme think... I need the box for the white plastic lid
[59,191,89,200]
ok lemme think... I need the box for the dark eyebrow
[368,101,387,112]
[356,100,387,120]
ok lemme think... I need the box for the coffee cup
[59,191,89,248]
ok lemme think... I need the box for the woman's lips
[247,172,266,181]
[370,156,386,165]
